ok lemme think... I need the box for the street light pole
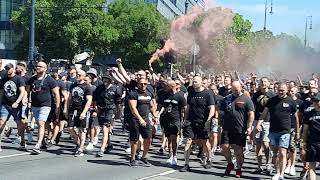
[304,16,312,48]
[263,0,274,32]
[28,0,36,65]
[185,0,189,15]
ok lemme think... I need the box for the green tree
[230,13,252,43]
[11,0,119,61]
[107,0,169,69]
[11,0,169,69]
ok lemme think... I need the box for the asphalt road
[0,120,319,180]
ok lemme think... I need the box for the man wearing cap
[0,63,26,151]
[66,69,93,157]
[93,74,121,157]
[26,62,60,154]
[87,68,103,87]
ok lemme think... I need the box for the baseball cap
[17,61,27,68]
[4,63,14,70]
[86,68,97,77]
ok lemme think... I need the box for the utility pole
[185,0,189,15]
[304,16,312,48]
[263,0,274,32]
[28,0,36,66]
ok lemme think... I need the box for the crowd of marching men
[0,58,319,180]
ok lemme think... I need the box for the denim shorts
[0,105,21,121]
[32,106,51,122]
[255,122,270,142]
[269,132,291,149]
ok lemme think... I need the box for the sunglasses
[139,83,148,86]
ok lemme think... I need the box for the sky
[217,0,320,49]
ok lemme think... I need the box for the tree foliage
[11,0,169,69]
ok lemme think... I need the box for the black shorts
[128,118,152,142]
[191,122,208,140]
[89,116,99,128]
[68,110,90,129]
[48,106,65,122]
[221,131,247,147]
[306,142,320,163]
[164,122,180,137]
[98,109,115,127]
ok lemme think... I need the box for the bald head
[231,81,242,96]
[76,69,86,82]
[192,76,203,90]
[35,61,47,74]
[278,83,288,98]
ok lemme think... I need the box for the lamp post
[28,0,36,67]
[304,16,312,48]
[263,0,274,32]
[185,0,189,15]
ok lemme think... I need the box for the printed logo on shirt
[138,95,151,101]
[309,116,320,121]
[305,106,315,112]
[282,103,289,108]
[71,86,84,103]
[4,80,17,97]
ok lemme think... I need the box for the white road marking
[0,152,30,159]
[137,170,177,180]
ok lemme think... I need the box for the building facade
[0,0,24,59]
[145,0,204,19]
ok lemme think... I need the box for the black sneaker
[74,150,84,157]
[253,168,264,174]
[129,160,138,168]
[104,144,113,154]
[55,132,62,145]
[158,148,164,155]
[140,158,152,167]
[204,160,212,169]
[31,147,41,155]
[96,151,104,157]
[47,140,53,148]
[180,164,190,172]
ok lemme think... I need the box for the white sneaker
[125,147,131,153]
[85,142,94,151]
[289,166,296,176]
[172,156,178,166]
[93,136,98,146]
[284,166,290,174]
[166,156,173,165]
[272,174,280,180]
[0,147,2,152]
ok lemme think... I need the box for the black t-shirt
[220,94,255,134]
[252,90,276,122]
[299,99,314,124]
[67,76,77,84]
[159,92,186,124]
[266,96,297,134]
[290,98,303,128]
[93,79,103,87]
[28,75,57,107]
[219,86,231,97]
[304,109,320,142]
[69,83,93,110]
[94,84,121,109]
[51,79,67,105]
[20,74,31,85]
[128,89,153,121]
[187,89,215,123]
[1,75,25,106]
